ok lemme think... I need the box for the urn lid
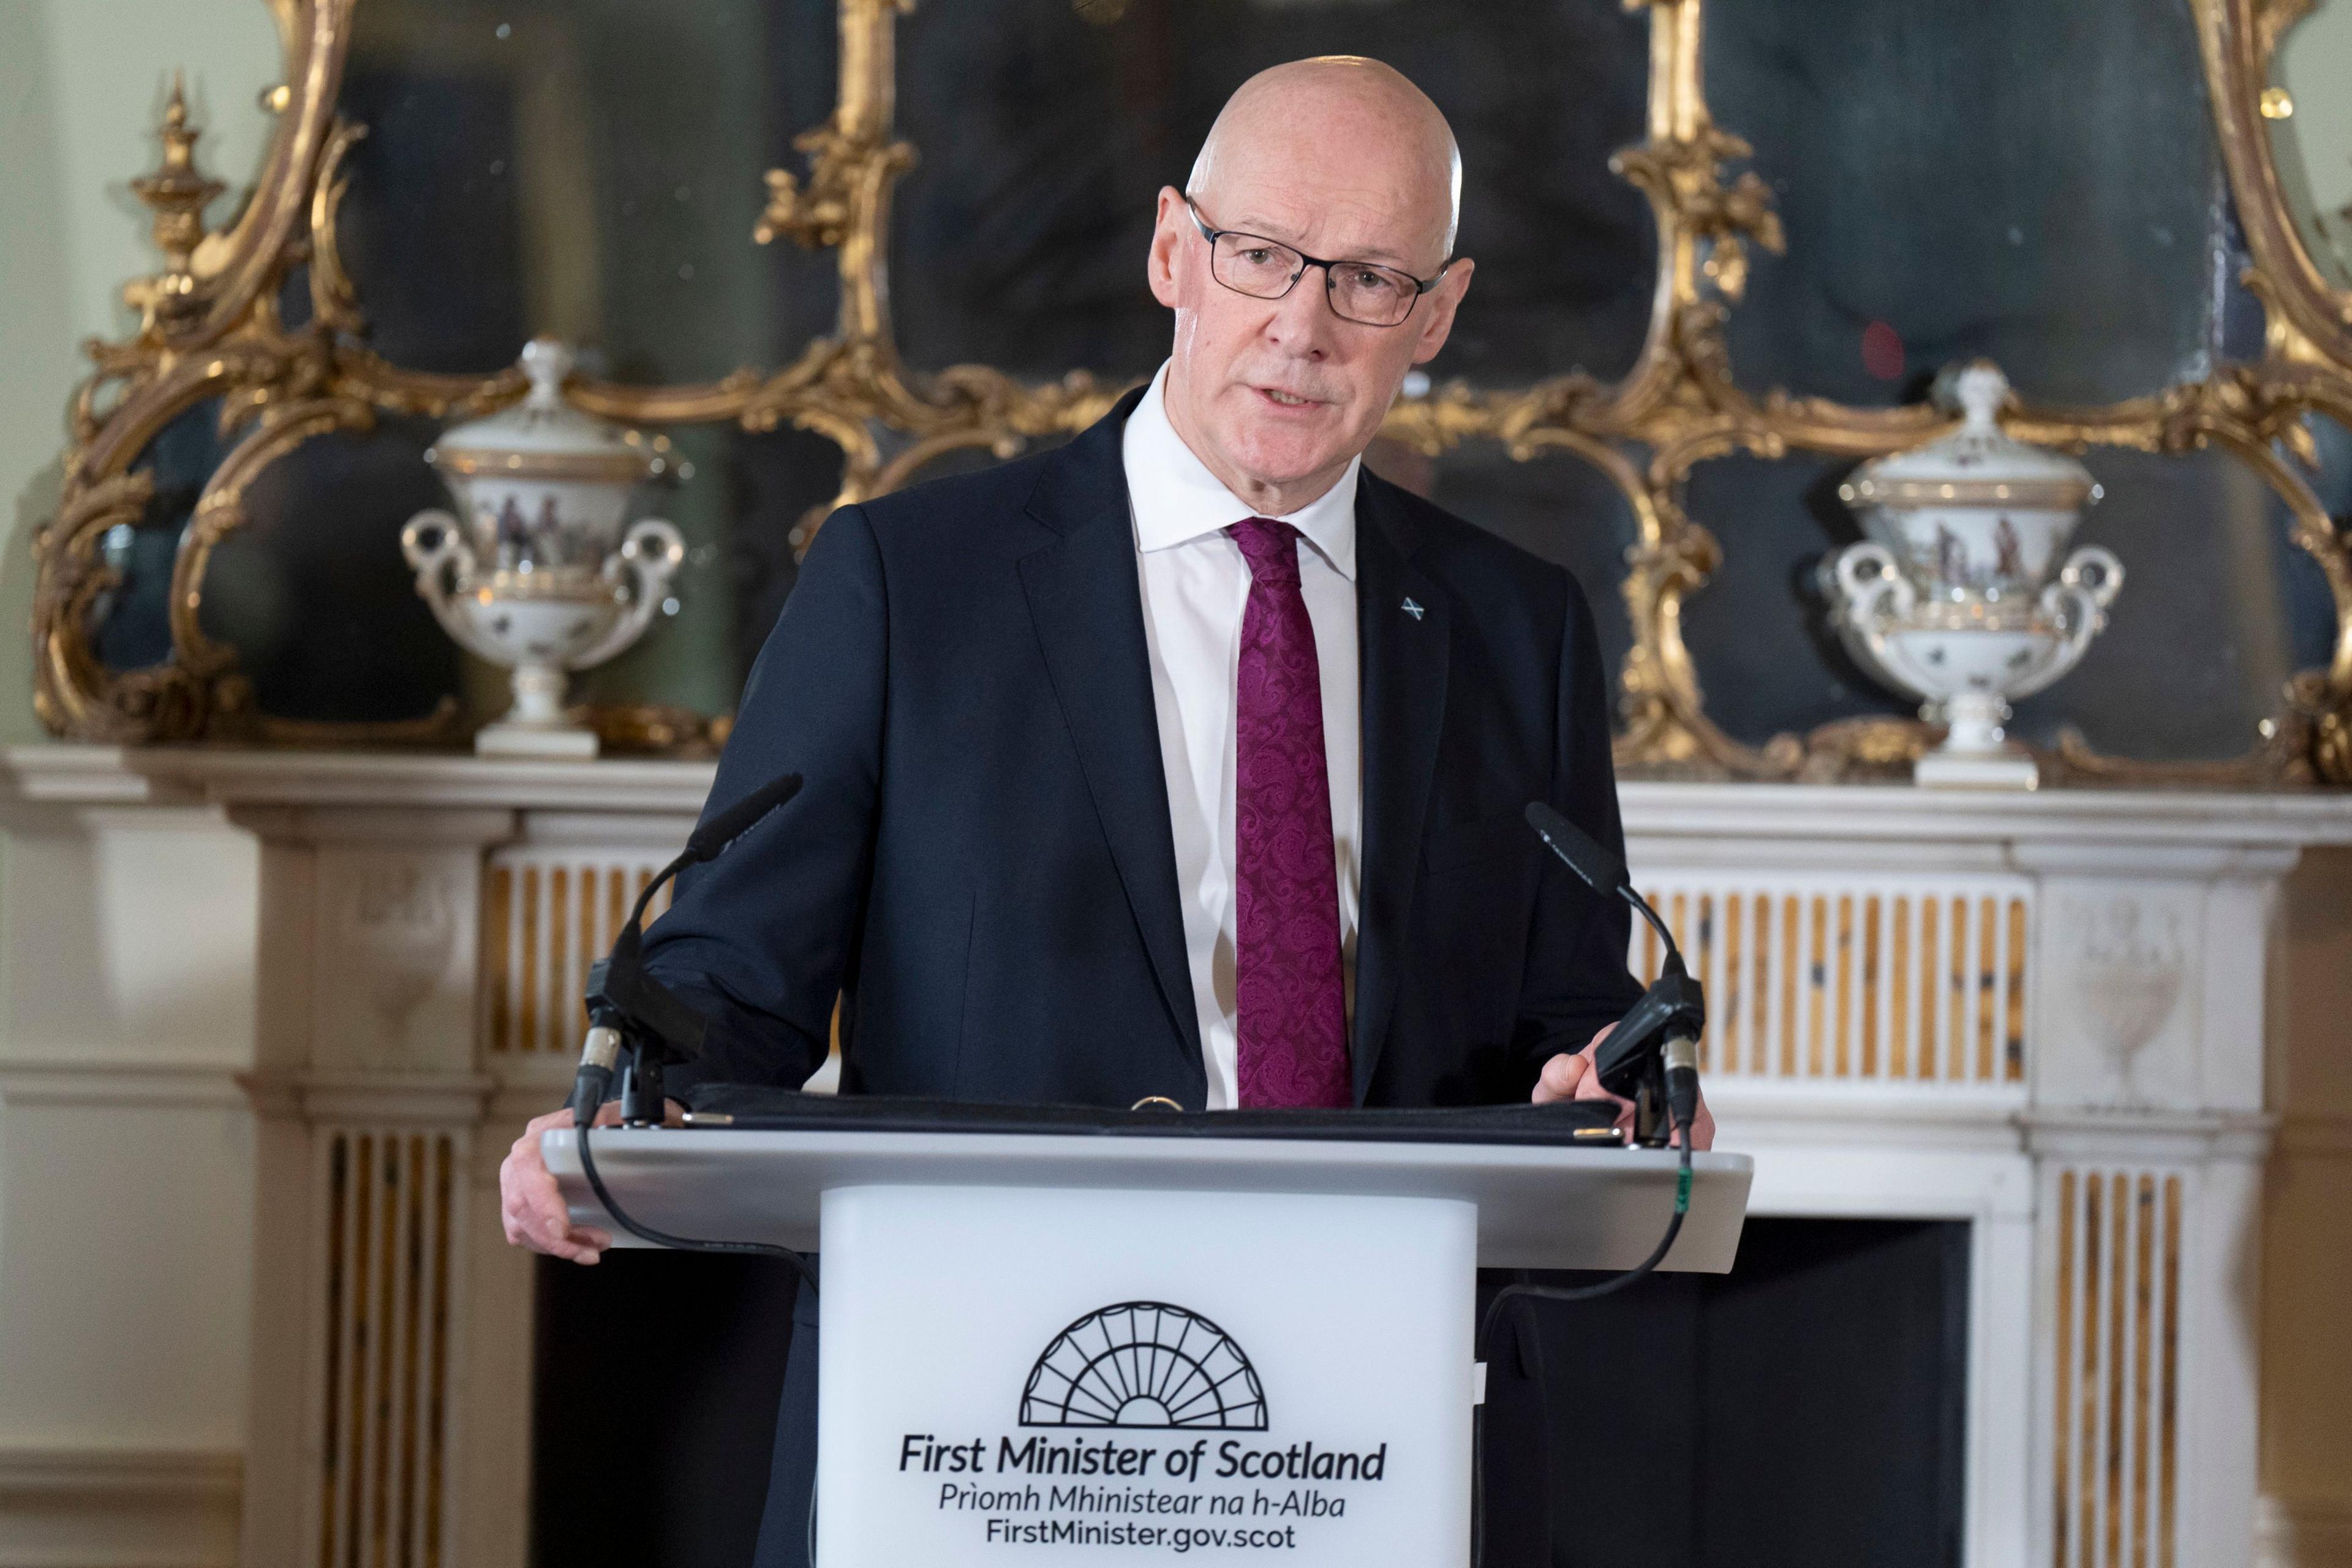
[1841,362,2099,513]
[426,339,666,483]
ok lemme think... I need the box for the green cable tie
[1675,1166,1692,1213]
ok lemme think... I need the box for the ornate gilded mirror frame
[30,0,2352,783]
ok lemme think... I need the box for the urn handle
[1818,542,1936,704]
[1829,541,1918,622]
[568,518,688,670]
[2057,545,2124,609]
[2009,546,2127,701]
[399,509,510,665]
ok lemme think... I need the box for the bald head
[1145,58,1475,517]
[1187,56,1462,265]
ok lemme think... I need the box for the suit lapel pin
[1401,597,1424,622]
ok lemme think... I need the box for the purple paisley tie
[1229,518,1351,1109]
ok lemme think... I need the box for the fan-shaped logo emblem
[1020,1302,1267,1430]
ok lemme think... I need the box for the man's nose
[1262,265,1338,355]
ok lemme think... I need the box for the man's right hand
[499,1106,615,1264]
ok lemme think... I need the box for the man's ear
[1408,257,1475,368]
[1148,186,1186,309]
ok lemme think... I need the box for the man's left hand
[1530,1027,1716,1150]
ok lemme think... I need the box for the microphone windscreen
[1523,800,1627,894]
[688,772,803,862]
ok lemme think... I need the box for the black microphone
[1523,799,1626,896]
[571,772,803,1126]
[687,769,805,861]
[1523,801,1704,1145]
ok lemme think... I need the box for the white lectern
[547,1121,1751,1567]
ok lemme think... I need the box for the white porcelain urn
[1821,361,2124,789]
[401,339,685,759]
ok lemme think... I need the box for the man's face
[1146,122,1474,511]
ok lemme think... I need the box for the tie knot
[1229,517,1302,586]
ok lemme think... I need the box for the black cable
[1477,1135,1692,1331]
[1471,1107,1694,1568]
[575,1120,820,1296]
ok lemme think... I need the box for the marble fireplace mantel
[3,742,2350,1568]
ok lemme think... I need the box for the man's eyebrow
[1223,214,1420,269]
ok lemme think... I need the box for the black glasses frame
[1184,195,1450,328]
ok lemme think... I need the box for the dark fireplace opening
[533,1250,807,1567]
[1487,1217,1971,1568]
[533,1218,1967,1567]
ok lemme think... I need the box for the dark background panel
[719,424,853,681]
[1690,1219,1969,1566]
[2019,445,2333,759]
[1490,1218,1968,1568]
[202,414,463,723]
[532,1251,805,1568]
[891,0,1654,387]
[1706,0,2262,408]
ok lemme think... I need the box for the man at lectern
[502,55,1710,1566]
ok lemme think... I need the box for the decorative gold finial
[126,72,225,323]
[753,121,913,251]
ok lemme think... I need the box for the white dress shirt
[1122,362,1362,1110]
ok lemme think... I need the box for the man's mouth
[1256,387,1320,408]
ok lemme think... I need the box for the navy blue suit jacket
[645,387,1642,1109]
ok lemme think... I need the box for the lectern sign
[882,1298,1400,1553]
[818,1186,1474,1566]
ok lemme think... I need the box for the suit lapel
[1017,392,1205,1071]
[1351,476,1449,1103]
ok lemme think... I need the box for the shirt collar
[1123,361,1359,581]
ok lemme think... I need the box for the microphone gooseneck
[562,769,820,1294]
[570,772,804,1128]
[1526,799,1683,974]
[1523,801,1707,1139]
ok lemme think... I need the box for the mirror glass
[202,415,463,723]
[91,401,231,674]
[1706,0,2261,408]
[335,0,840,382]
[891,0,1655,387]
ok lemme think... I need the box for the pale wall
[2279,0,2352,287]
[0,0,277,1532]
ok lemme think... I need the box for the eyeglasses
[1185,195,1449,329]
